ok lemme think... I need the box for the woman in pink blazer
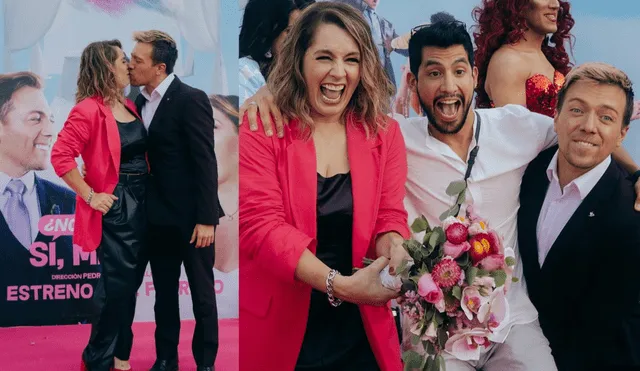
[51,40,147,371]
[239,3,410,371]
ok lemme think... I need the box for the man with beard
[240,19,640,371]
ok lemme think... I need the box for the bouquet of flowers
[383,181,517,371]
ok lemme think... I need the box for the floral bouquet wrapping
[378,182,518,371]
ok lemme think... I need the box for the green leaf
[451,286,462,300]
[477,269,489,277]
[512,277,520,283]
[490,270,507,287]
[423,356,434,371]
[428,229,441,249]
[423,231,433,244]
[438,204,460,222]
[434,312,444,326]
[425,308,435,321]
[446,180,467,196]
[456,189,466,205]
[426,342,436,355]
[411,216,431,233]
[396,258,412,276]
[437,326,448,349]
[466,266,478,285]
[433,227,447,244]
[404,239,424,261]
[436,354,446,371]
[411,333,421,346]
[456,253,470,268]
[505,256,516,267]
[402,350,423,370]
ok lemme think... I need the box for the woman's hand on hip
[335,256,399,306]
[90,193,118,215]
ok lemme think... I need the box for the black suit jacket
[136,77,223,236]
[518,146,640,371]
[0,176,98,327]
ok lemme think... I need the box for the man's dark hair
[409,21,474,77]
[133,30,178,74]
[0,72,42,122]
[430,11,456,24]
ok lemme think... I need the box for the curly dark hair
[472,0,575,108]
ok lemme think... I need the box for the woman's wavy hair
[472,0,575,108]
[268,2,394,137]
[76,39,124,105]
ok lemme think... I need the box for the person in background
[52,39,146,371]
[472,0,574,116]
[240,3,411,370]
[239,0,315,104]
[209,94,239,319]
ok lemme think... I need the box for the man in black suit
[128,30,220,371]
[518,62,640,370]
[0,71,97,327]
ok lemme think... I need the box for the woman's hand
[90,192,118,215]
[334,256,399,306]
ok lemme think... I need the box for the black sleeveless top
[296,172,371,368]
[116,117,148,174]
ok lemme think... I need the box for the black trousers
[83,174,147,371]
[295,336,380,371]
[147,224,219,367]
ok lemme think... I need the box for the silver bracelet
[85,188,94,205]
[326,269,343,307]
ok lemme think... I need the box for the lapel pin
[589,211,595,217]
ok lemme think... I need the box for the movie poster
[0,0,238,327]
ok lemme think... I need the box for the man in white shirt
[517,63,640,370]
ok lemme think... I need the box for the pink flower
[460,287,485,320]
[445,223,469,245]
[476,254,505,271]
[466,204,481,222]
[431,257,463,288]
[443,240,471,259]
[469,232,501,264]
[477,289,509,333]
[444,328,491,361]
[417,273,444,306]
[472,276,496,291]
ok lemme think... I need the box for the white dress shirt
[0,171,41,246]
[398,104,558,343]
[140,73,176,129]
[536,151,610,266]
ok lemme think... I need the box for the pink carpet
[0,319,238,370]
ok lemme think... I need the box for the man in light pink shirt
[517,62,640,371]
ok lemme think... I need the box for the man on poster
[0,71,97,327]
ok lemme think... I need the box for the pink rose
[443,240,471,259]
[476,254,505,271]
[417,273,444,305]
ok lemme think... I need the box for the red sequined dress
[491,71,565,118]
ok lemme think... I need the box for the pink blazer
[239,114,410,371]
[51,96,140,252]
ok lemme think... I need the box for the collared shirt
[398,104,558,343]
[239,57,266,105]
[536,151,610,266]
[0,170,40,246]
[363,7,385,63]
[140,72,176,129]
